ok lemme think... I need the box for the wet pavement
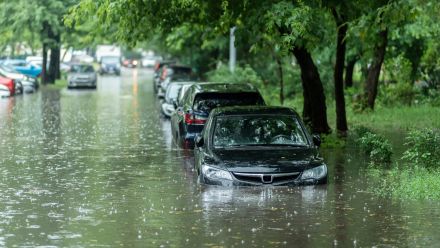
[1,68,440,247]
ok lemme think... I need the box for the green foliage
[368,165,440,200]
[357,131,393,163]
[380,82,417,106]
[402,129,440,169]
[206,65,263,87]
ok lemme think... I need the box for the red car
[0,76,15,97]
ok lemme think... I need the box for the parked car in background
[141,55,161,68]
[176,84,193,108]
[153,61,176,93]
[194,106,327,186]
[68,64,97,89]
[0,65,38,93]
[2,59,42,78]
[0,76,15,97]
[158,65,194,96]
[99,56,121,75]
[171,83,265,148]
[161,81,196,118]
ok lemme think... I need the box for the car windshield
[213,115,308,148]
[166,84,183,101]
[101,57,119,64]
[193,93,264,112]
[71,65,94,73]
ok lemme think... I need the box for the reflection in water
[0,69,439,247]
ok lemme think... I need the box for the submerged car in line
[171,82,265,148]
[158,64,193,96]
[194,106,327,186]
[161,81,196,118]
[153,61,176,93]
[68,64,97,89]
[0,65,38,93]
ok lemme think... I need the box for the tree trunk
[42,43,48,84]
[61,46,70,62]
[333,9,348,134]
[364,29,388,110]
[47,31,61,83]
[344,58,357,88]
[292,47,331,134]
[276,56,284,105]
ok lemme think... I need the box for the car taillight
[8,80,15,95]
[184,113,206,124]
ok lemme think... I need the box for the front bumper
[200,165,328,187]
[69,80,96,88]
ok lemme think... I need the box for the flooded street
[1,69,440,247]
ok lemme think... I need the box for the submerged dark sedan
[194,106,327,186]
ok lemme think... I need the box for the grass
[43,78,68,90]
[368,165,440,200]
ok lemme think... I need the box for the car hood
[210,148,320,173]
[69,73,95,77]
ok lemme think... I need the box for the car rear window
[193,92,264,112]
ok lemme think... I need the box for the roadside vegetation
[357,128,440,200]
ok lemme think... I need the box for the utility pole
[229,26,236,72]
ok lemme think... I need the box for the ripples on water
[0,69,439,247]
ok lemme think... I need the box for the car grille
[232,172,300,185]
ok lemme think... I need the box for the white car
[141,56,161,68]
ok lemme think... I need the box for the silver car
[68,64,97,89]
[161,82,195,118]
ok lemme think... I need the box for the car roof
[190,82,258,94]
[210,106,300,117]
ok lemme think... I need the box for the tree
[0,0,78,83]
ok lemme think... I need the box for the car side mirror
[195,135,204,148]
[312,134,321,147]
[158,93,165,100]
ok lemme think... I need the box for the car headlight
[301,164,327,180]
[202,165,233,181]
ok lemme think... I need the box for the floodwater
[1,69,439,247]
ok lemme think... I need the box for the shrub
[357,131,393,163]
[206,64,263,87]
[402,129,440,169]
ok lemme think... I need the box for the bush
[357,131,393,163]
[380,82,417,106]
[402,129,440,169]
[206,64,263,87]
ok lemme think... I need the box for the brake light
[184,113,206,124]
[8,79,15,95]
